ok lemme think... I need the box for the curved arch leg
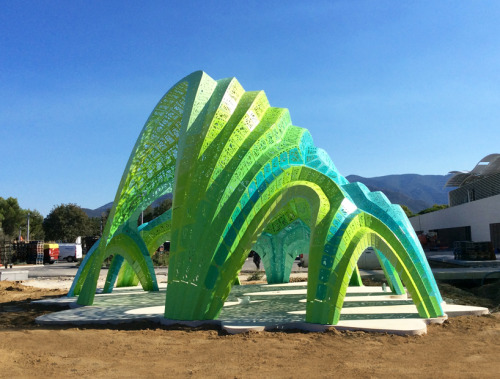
[77,232,159,306]
[116,260,140,287]
[103,255,125,293]
[111,232,158,292]
[77,249,106,305]
[344,182,442,304]
[376,249,405,295]
[203,182,335,319]
[306,212,443,324]
[349,265,363,286]
[68,240,100,297]
[107,214,174,291]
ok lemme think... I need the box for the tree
[0,197,24,238]
[43,204,90,242]
[21,209,45,241]
[87,217,102,237]
[87,208,110,237]
[0,211,4,239]
[400,205,414,218]
[418,204,448,215]
[153,198,172,217]
[136,198,173,226]
[142,205,155,224]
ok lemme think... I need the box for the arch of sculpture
[69,71,444,325]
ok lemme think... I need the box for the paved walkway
[35,282,488,336]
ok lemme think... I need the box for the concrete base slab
[34,283,489,336]
[222,324,267,334]
[336,319,429,336]
[0,270,28,281]
[443,303,490,317]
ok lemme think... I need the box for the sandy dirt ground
[1,280,499,378]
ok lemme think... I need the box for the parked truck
[43,243,59,264]
[58,237,83,262]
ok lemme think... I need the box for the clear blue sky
[1,1,499,216]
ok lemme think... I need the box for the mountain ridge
[83,193,173,218]
[346,173,452,213]
[83,175,452,217]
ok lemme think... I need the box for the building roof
[445,154,500,187]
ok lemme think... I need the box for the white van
[58,237,83,262]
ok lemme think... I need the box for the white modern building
[410,154,500,251]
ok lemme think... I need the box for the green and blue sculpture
[69,71,444,325]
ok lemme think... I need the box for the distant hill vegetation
[83,175,451,217]
[346,174,452,213]
[82,202,114,218]
[83,193,173,218]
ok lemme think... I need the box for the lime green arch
[104,209,173,291]
[306,211,443,324]
[70,71,444,325]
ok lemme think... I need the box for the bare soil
[0,280,499,378]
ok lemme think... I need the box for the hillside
[83,193,172,218]
[82,202,114,218]
[83,175,451,217]
[346,174,452,213]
